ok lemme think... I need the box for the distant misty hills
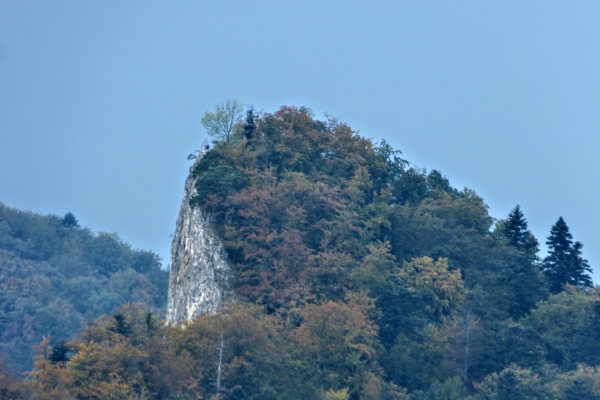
[0,203,167,371]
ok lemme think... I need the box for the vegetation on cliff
[2,104,596,399]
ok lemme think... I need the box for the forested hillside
[3,105,597,399]
[0,204,168,372]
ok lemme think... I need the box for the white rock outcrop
[166,154,230,324]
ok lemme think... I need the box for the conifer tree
[427,169,453,193]
[503,205,538,259]
[243,107,256,140]
[569,241,593,289]
[61,212,78,228]
[48,340,70,365]
[500,205,544,318]
[109,313,133,337]
[543,217,593,293]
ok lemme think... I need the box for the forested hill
[0,204,168,372]
[191,105,591,319]
[4,105,598,400]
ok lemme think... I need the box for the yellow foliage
[320,388,350,400]
[399,256,465,318]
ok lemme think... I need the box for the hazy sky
[1,2,599,279]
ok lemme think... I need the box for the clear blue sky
[1,1,599,279]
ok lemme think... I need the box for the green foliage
[555,365,600,400]
[472,365,553,400]
[179,105,598,397]
[393,167,429,205]
[522,286,600,370]
[6,104,599,398]
[320,388,350,400]
[0,203,167,371]
[502,205,539,256]
[544,217,593,293]
[201,99,245,144]
[492,205,547,319]
[412,377,466,400]
[109,313,133,337]
[170,304,317,400]
[61,212,78,228]
[243,106,257,140]
[376,256,465,352]
[48,340,70,365]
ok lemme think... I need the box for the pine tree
[48,340,70,365]
[543,217,593,293]
[145,312,156,334]
[503,205,538,259]
[61,212,78,228]
[568,241,593,289]
[500,205,544,318]
[243,107,256,140]
[109,313,133,337]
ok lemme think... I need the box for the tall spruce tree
[544,217,593,293]
[48,340,70,365]
[569,241,593,289]
[503,205,538,259]
[500,205,544,318]
[243,107,256,140]
[109,313,133,337]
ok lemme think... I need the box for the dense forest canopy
[1,104,596,399]
[0,204,168,372]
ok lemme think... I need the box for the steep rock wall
[166,154,230,324]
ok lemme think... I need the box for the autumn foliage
[9,105,600,399]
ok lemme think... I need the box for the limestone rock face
[166,155,229,324]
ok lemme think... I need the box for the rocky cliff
[166,153,230,324]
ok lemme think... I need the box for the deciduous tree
[201,99,245,144]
